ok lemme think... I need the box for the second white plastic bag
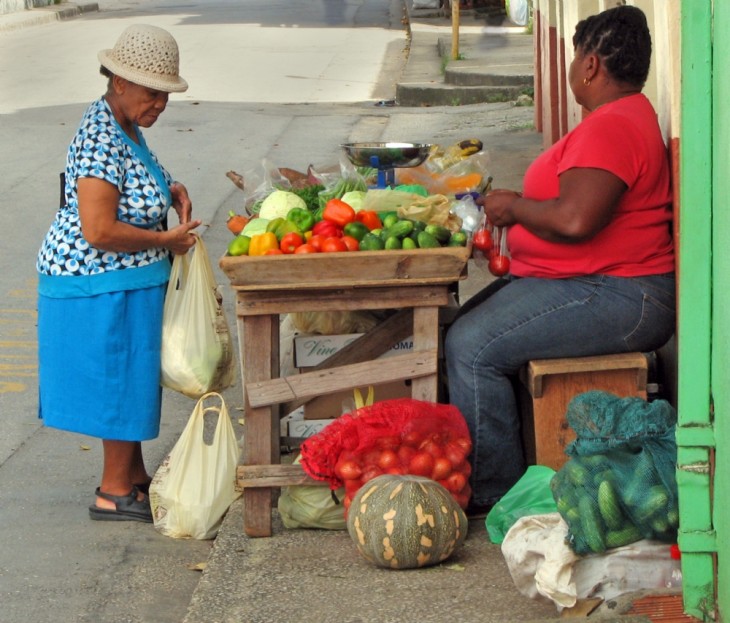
[149,392,241,540]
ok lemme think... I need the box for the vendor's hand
[478,189,522,228]
[170,182,193,224]
[165,220,202,255]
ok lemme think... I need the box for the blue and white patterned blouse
[37,97,174,298]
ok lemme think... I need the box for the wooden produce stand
[219,245,470,537]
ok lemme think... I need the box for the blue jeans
[444,273,676,507]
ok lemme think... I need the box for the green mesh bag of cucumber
[551,390,678,555]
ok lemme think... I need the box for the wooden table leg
[410,306,440,402]
[240,312,280,537]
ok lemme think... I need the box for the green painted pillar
[677,0,719,619]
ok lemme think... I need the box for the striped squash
[347,474,468,569]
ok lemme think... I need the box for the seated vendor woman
[445,5,676,516]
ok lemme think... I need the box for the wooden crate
[219,245,470,290]
[519,353,649,471]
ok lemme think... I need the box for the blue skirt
[38,284,165,441]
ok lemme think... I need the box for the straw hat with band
[98,24,188,93]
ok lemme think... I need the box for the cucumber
[578,496,606,554]
[635,485,669,523]
[384,236,402,250]
[605,524,643,549]
[416,231,440,249]
[424,223,451,242]
[563,460,590,487]
[401,237,417,250]
[597,479,624,530]
[381,219,414,240]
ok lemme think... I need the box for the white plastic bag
[150,392,241,540]
[161,236,235,398]
[501,512,683,610]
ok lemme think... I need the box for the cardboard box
[293,333,414,368]
[303,379,411,420]
[288,418,334,438]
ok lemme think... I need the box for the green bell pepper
[286,207,315,233]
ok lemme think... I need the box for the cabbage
[258,190,306,220]
[340,190,367,211]
[241,217,270,237]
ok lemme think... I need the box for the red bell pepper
[312,219,343,238]
[355,209,382,231]
[322,199,356,227]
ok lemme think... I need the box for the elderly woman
[37,24,202,522]
[445,5,676,516]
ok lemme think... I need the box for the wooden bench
[519,352,649,470]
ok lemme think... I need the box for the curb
[0,2,97,33]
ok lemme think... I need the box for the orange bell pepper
[248,232,279,256]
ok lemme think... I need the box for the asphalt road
[0,1,538,621]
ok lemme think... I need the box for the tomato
[293,243,318,254]
[454,436,473,456]
[344,478,363,496]
[321,236,348,253]
[431,457,453,481]
[444,471,468,494]
[472,228,492,252]
[459,461,472,478]
[341,235,360,252]
[401,430,425,448]
[419,438,444,459]
[308,234,326,251]
[361,465,383,483]
[375,435,401,450]
[376,449,400,471]
[397,444,416,466]
[335,459,362,482]
[488,254,511,276]
[279,231,304,254]
[453,491,471,510]
[408,451,435,477]
[386,466,405,475]
[264,248,284,255]
[444,441,467,469]
[343,495,352,514]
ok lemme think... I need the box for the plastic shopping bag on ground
[161,236,235,398]
[486,464,557,544]
[277,456,347,530]
[150,392,241,540]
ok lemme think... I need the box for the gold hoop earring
[583,78,591,86]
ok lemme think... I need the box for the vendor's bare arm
[484,168,627,243]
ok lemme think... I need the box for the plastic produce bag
[149,393,241,540]
[277,456,347,530]
[551,391,679,555]
[486,465,557,544]
[160,236,235,399]
[299,398,473,511]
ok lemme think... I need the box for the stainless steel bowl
[341,142,432,169]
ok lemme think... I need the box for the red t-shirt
[508,94,674,278]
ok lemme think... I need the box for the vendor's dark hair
[573,5,651,87]
[99,65,113,88]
